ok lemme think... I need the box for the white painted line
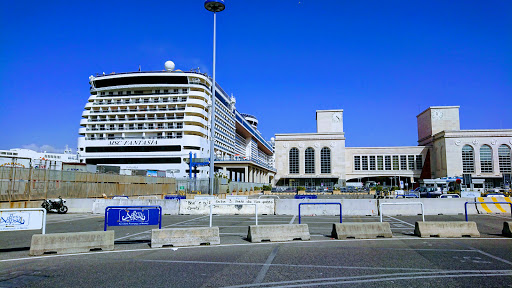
[289,215,296,224]
[385,216,415,227]
[253,246,279,284]
[469,247,512,266]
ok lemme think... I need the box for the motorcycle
[41,196,68,214]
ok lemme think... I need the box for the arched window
[480,145,493,173]
[321,147,331,174]
[289,148,299,174]
[305,148,315,174]
[462,145,474,173]
[499,144,511,173]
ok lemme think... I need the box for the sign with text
[0,209,46,233]
[104,206,162,231]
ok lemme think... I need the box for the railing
[209,203,257,227]
[379,202,425,222]
[298,202,342,224]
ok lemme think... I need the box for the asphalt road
[1,213,511,287]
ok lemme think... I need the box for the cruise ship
[78,62,275,182]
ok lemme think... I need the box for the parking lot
[1,212,511,287]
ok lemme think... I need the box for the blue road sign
[295,195,318,199]
[164,195,186,200]
[104,206,162,231]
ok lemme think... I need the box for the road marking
[222,270,512,288]
[289,215,296,224]
[1,237,510,263]
[385,216,415,227]
[470,247,512,266]
[253,246,279,284]
[114,215,209,241]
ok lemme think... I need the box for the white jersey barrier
[66,199,96,213]
[92,199,179,215]
[274,199,377,216]
[179,199,274,215]
[378,198,479,216]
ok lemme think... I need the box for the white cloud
[21,144,66,153]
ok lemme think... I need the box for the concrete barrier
[275,199,377,216]
[151,227,220,248]
[92,199,179,215]
[379,199,479,216]
[475,197,511,214]
[29,231,114,256]
[503,222,512,237]
[331,222,392,239]
[414,221,480,238]
[247,224,310,242]
[179,199,274,215]
[66,198,96,213]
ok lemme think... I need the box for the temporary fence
[0,166,176,202]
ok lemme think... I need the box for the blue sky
[1,0,510,152]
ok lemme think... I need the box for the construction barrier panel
[29,231,114,256]
[92,199,179,215]
[331,222,392,239]
[275,199,377,216]
[247,224,310,243]
[414,221,480,238]
[179,199,274,215]
[151,227,220,248]
[379,199,479,216]
[503,222,512,238]
[475,197,512,214]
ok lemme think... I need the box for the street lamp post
[205,0,225,195]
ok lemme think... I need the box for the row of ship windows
[86,123,184,131]
[87,114,185,122]
[86,132,183,140]
[89,106,187,113]
[354,155,423,171]
[93,97,188,105]
[98,89,188,96]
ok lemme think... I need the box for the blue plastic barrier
[104,206,162,231]
[164,195,186,200]
[464,201,512,221]
[295,195,318,199]
[298,202,342,224]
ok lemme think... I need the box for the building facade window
[415,155,423,170]
[377,156,383,170]
[392,155,399,170]
[408,155,415,170]
[305,148,315,174]
[369,156,376,170]
[400,155,407,170]
[462,145,475,173]
[289,148,299,174]
[385,156,391,170]
[480,145,493,173]
[354,156,361,171]
[321,147,331,174]
[498,144,511,173]
[362,156,368,170]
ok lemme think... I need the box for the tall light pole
[205,0,225,195]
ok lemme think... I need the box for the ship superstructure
[78,62,275,181]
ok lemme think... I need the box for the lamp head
[204,0,225,12]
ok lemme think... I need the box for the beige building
[273,106,512,190]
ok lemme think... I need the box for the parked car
[417,187,441,198]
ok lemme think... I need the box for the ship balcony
[84,102,94,109]
[78,127,87,134]
[82,110,92,117]
[188,90,210,100]
[183,125,208,135]
[186,98,208,107]
[80,118,89,126]
[184,107,208,118]
[183,115,208,126]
